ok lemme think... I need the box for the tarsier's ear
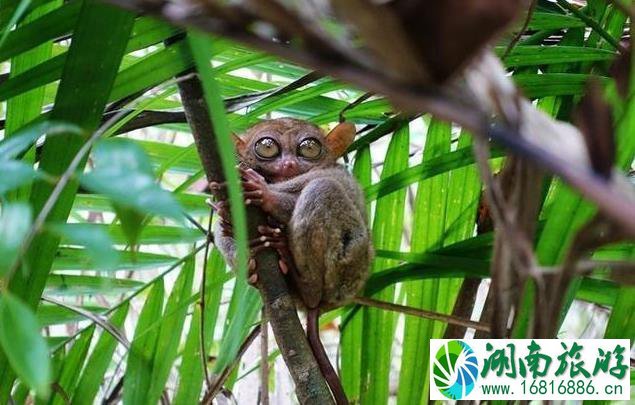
[325,122,356,157]
[232,133,247,155]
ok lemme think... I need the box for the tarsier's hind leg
[289,177,371,309]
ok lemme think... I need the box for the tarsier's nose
[278,158,299,177]
[281,159,297,171]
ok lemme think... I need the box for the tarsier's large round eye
[254,137,280,159]
[297,138,322,159]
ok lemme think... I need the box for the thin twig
[443,278,482,339]
[52,243,207,353]
[339,92,374,122]
[184,211,210,237]
[577,259,635,274]
[353,296,491,333]
[50,383,71,404]
[259,308,269,405]
[103,377,124,405]
[103,352,126,403]
[471,139,545,337]
[503,0,538,58]
[201,325,262,405]
[41,296,130,348]
[103,0,485,131]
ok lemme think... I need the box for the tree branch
[353,296,491,333]
[174,69,334,404]
[202,325,261,404]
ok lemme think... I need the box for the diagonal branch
[173,69,334,404]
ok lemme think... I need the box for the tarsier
[211,118,373,404]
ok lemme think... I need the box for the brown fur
[217,118,373,309]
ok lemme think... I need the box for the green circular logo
[433,340,479,400]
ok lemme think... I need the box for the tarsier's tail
[307,308,349,405]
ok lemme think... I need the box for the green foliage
[361,125,409,405]
[73,303,129,404]
[48,223,119,270]
[124,280,164,405]
[0,203,31,276]
[0,293,50,398]
[81,139,183,219]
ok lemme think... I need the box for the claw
[279,259,289,275]
[246,197,264,206]
[251,242,286,255]
[258,225,281,235]
[250,235,284,248]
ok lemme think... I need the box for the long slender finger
[241,181,262,191]
[244,190,264,199]
[257,225,282,236]
[245,197,263,206]
[251,241,286,254]
[249,235,284,247]
[240,167,265,183]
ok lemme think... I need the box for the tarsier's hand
[238,165,276,214]
[248,219,296,284]
[208,181,294,284]
[209,166,276,216]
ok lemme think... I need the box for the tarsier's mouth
[261,168,305,183]
[268,174,294,183]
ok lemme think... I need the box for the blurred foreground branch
[104,0,635,235]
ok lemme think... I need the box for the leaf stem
[353,296,491,333]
